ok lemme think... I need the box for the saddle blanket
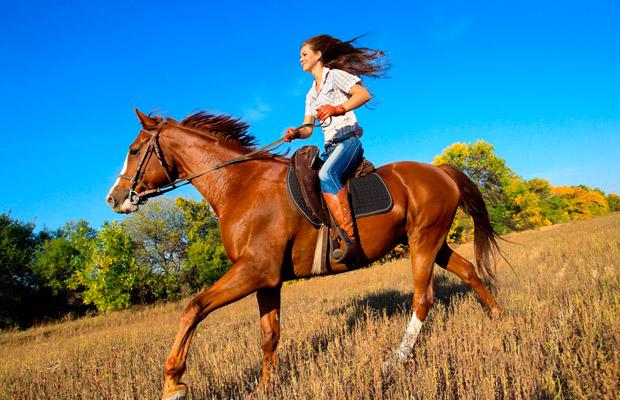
[286,166,394,228]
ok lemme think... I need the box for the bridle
[119,117,331,206]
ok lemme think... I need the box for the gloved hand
[284,127,298,142]
[316,104,347,121]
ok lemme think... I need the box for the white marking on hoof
[390,312,424,365]
[382,313,425,374]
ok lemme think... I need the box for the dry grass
[1,213,619,399]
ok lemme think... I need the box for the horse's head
[106,109,177,213]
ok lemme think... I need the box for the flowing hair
[303,34,389,79]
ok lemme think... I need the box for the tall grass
[1,213,618,399]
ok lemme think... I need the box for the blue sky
[1,0,618,231]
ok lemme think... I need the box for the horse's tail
[438,163,504,281]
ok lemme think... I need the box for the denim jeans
[318,136,363,195]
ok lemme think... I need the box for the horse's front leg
[161,258,280,400]
[255,287,281,393]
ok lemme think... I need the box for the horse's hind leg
[385,230,444,368]
[162,259,280,400]
[435,243,503,317]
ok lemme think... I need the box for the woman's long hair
[304,34,389,79]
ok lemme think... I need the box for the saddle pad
[286,166,393,227]
[349,173,394,217]
[287,167,323,227]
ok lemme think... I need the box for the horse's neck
[165,130,270,216]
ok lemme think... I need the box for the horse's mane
[150,111,289,160]
[149,111,257,150]
[180,111,257,150]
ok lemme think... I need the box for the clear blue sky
[1,0,618,231]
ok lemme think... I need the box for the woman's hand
[284,128,298,142]
[316,104,347,121]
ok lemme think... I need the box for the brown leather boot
[323,188,360,263]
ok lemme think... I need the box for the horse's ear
[135,108,157,128]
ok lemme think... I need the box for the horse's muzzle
[120,197,139,213]
[106,188,139,214]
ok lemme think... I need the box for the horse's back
[377,161,458,192]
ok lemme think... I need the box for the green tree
[607,194,620,212]
[176,198,230,292]
[34,222,95,289]
[433,140,516,239]
[33,236,78,295]
[123,198,187,275]
[525,178,569,224]
[0,214,38,328]
[504,178,546,230]
[70,222,137,312]
[31,220,97,317]
[433,141,514,206]
[122,198,188,300]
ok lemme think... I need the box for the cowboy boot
[323,188,360,264]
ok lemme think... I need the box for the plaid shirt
[305,67,364,143]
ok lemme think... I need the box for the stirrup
[331,228,359,264]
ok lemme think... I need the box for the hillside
[1,213,619,399]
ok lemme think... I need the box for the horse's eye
[129,148,140,156]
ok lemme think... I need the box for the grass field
[1,213,619,399]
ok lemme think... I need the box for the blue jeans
[318,137,363,195]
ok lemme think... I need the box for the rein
[121,118,331,205]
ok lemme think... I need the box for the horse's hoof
[490,307,504,319]
[380,360,397,386]
[163,383,188,400]
[381,358,397,377]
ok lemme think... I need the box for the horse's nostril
[106,195,116,208]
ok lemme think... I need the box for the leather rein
[119,118,331,206]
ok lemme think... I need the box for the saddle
[287,146,393,228]
[286,146,393,272]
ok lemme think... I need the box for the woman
[285,34,389,264]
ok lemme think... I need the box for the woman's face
[300,44,321,73]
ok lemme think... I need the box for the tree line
[1,198,228,329]
[432,140,619,242]
[1,140,618,329]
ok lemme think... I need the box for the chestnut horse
[106,109,504,400]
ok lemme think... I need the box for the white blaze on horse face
[394,312,424,360]
[108,153,129,197]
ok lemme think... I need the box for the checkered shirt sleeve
[331,69,361,93]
